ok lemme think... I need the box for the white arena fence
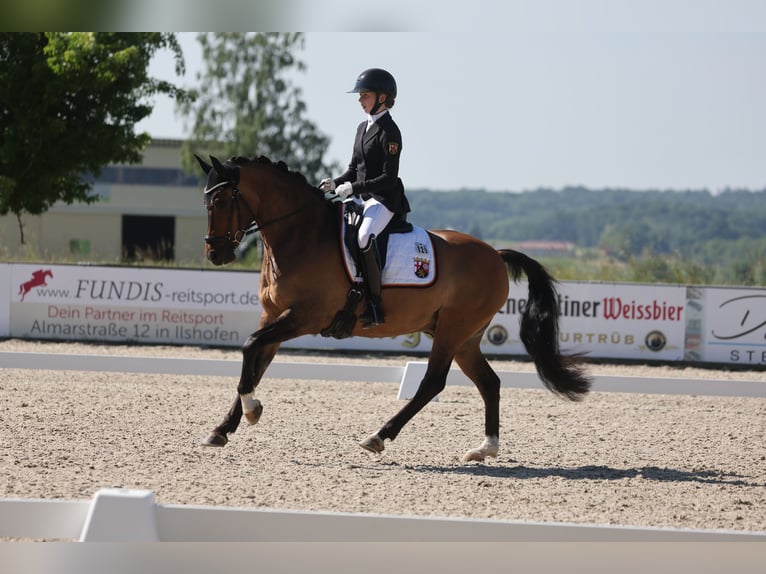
[2,487,764,542]
[2,351,765,398]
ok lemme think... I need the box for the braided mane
[228,155,311,187]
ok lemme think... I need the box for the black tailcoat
[334,112,410,215]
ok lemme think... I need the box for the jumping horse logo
[18,269,53,302]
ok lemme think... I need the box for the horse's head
[195,155,253,266]
[196,153,333,266]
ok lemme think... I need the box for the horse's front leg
[202,341,279,447]
[202,395,242,447]
[203,309,297,447]
[237,337,279,426]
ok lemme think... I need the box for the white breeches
[349,196,394,249]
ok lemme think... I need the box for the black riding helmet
[348,68,397,114]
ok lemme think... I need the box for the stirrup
[360,302,384,328]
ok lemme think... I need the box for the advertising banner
[477,281,688,361]
[9,264,261,347]
[689,286,766,366]
[283,281,689,361]
[3,263,762,366]
[283,330,435,354]
[0,263,10,338]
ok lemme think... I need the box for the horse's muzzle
[205,236,236,266]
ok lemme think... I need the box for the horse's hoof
[462,449,485,462]
[201,432,228,447]
[359,434,385,454]
[244,401,263,425]
[463,436,499,462]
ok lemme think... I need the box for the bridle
[203,178,308,247]
[204,180,257,246]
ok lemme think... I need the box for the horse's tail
[498,249,591,401]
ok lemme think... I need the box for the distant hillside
[405,187,766,285]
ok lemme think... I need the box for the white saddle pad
[342,224,436,287]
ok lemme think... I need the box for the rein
[204,180,307,245]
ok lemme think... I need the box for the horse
[195,154,591,462]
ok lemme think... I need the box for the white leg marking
[240,393,262,425]
[240,392,260,414]
[462,435,499,462]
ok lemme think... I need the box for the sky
[134,2,766,192]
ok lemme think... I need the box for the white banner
[2,263,764,366]
[479,281,688,361]
[0,263,10,338]
[283,281,689,362]
[9,264,261,346]
[689,286,766,366]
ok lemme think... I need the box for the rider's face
[358,91,384,114]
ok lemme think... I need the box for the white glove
[319,178,336,192]
[335,181,353,199]
[324,190,344,203]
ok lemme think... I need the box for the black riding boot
[359,236,384,328]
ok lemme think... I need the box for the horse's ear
[194,154,212,175]
[210,156,226,175]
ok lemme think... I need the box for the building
[0,139,206,264]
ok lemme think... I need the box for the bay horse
[195,154,590,462]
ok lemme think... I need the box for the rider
[320,68,411,328]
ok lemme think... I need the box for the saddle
[320,202,435,340]
[342,200,412,276]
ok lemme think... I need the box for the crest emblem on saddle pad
[413,257,430,278]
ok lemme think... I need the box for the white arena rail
[1,488,764,542]
[2,351,764,398]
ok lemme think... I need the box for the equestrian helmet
[348,68,397,98]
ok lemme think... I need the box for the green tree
[0,32,191,244]
[179,33,339,183]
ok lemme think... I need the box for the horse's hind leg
[454,338,501,462]
[360,341,455,454]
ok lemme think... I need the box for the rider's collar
[366,109,389,125]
